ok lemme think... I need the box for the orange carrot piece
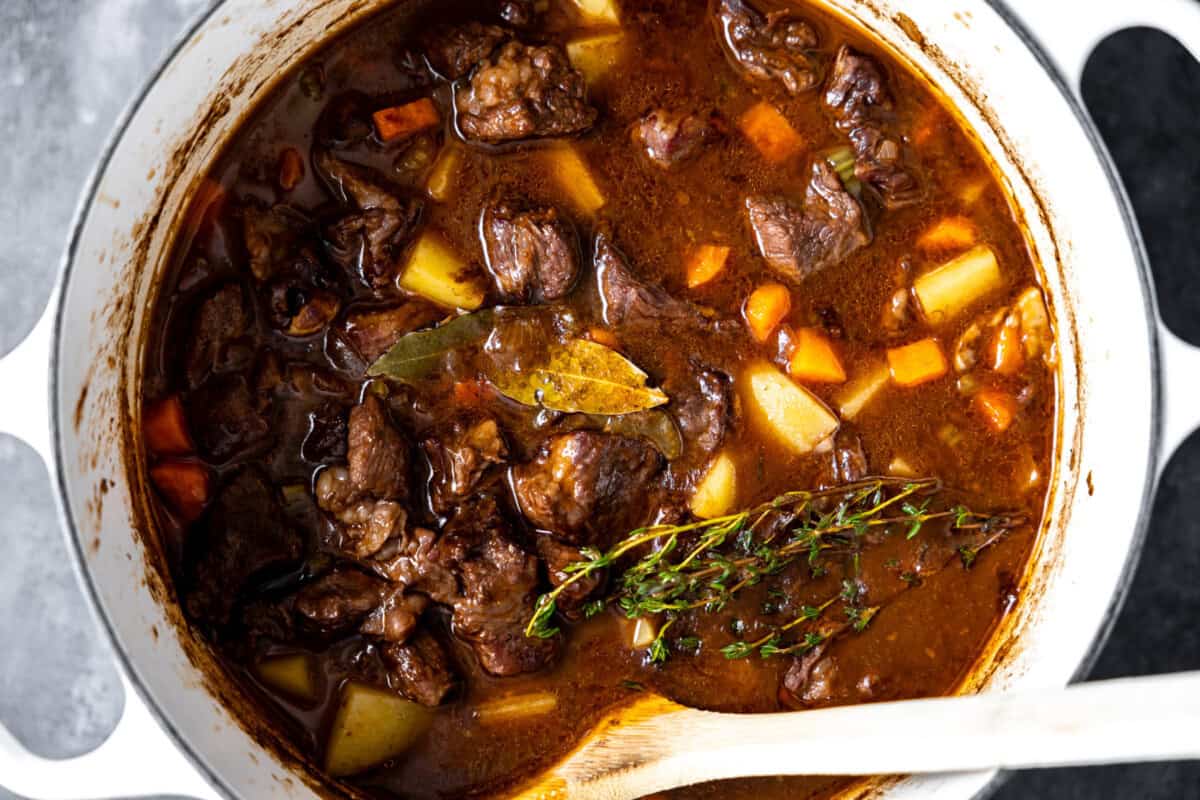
[452,380,485,406]
[917,216,976,252]
[990,312,1025,376]
[743,283,792,342]
[887,338,949,387]
[788,328,847,384]
[587,326,621,350]
[278,148,305,191]
[143,395,194,457]
[738,102,804,164]
[973,389,1018,433]
[150,461,212,523]
[686,245,731,289]
[373,98,441,142]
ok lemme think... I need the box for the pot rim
[45,2,1163,798]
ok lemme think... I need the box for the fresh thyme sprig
[524,478,1025,649]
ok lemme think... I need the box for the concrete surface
[0,2,1197,798]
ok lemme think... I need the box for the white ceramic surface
[0,1,1198,798]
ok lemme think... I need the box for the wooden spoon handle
[513,672,1200,800]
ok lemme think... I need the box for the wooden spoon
[511,671,1200,799]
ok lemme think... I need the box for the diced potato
[913,244,1003,324]
[835,363,890,420]
[568,0,620,25]
[399,232,485,310]
[567,32,627,83]
[627,616,659,650]
[425,146,462,202]
[476,692,558,725]
[545,145,605,215]
[257,654,318,702]
[917,216,977,252]
[325,682,432,777]
[690,451,738,519]
[887,456,919,478]
[743,362,840,456]
[738,102,804,164]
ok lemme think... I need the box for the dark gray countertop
[0,2,1197,798]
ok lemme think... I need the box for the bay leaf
[486,338,669,415]
[367,308,495,382]
[558,411,684,460]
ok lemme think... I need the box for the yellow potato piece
[545,146,606,215]
[425,146,462,202]
[399,232,485,310]
[690,451,738,519]
[566,32,627,83]
[743,362,840,456]
[913,244,1003,325]
[835,362,891,421]
[256,653,318,702]
[325,682,433,777]
[569,0,620,25]
[476,692,558,725]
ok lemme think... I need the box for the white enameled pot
[1,1,1199,798]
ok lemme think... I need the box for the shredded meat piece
[456,40,596,143]
[714,0,821,94]
[380,630,460,706]
[315,150,423,288]
[361,592,430,644]
[481,199,580,302]
[823,46,920,208]
[423,21,509,79]
[594,234,712,329]
[745,161,871,283]
[536,536,603,618]
[670,367,734,458]
[340,302,442,363]
[293,567,391,632]
[188,374,270,462]
[816,433,868,489]
[184,284,252,389]
[511,430,663,547]
[187,469,301,625]
[422,416,509,514]
[315,395,413,558]
[242,204,309,282]
[631,108,720,168]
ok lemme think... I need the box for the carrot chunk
[452,380,486,406]
[743,283,792,343]
[587,326,620,350]
[278,148,305,191]
[887,338,949,387]
[916,216,976,252]
[150,461,212,523]
[788,328,847,384]
[990,311,1025,376]
[973,389,1018,433]
[373,98,440,142]
[738,102,803,164]
[686,245,731,289]
[143,395,194,457]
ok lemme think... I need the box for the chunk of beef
[361,592,430,644]
[315,150,423,288]
[300,401,350,464]
[380,630,459,706]
[293,567,390,632]
[670,368,734,458]
[745,161,870,283]
[434,500,558,675]
[481,199,580,302]
[423,21,510,79]
[422,416,508,514]
[374,526,454,598]
[714,0,821,94]
[536,536,603,618]
[187,469,301,625]
[594,234,710,329]
[184,283,252,389]
[498,0,537,27]
[512,431,663,547]
[188,374,270,462]
[456,40,596,143]
[823,46,920,208]
[348,395,411,501]
[315,92,376,148]
[816,433,868,489]
[631,108,720,168]
[339,302,442,364]
[315,395,412,558]
[242,204,309,282]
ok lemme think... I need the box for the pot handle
[0,307,220,799]
[1000,0,1200,470]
